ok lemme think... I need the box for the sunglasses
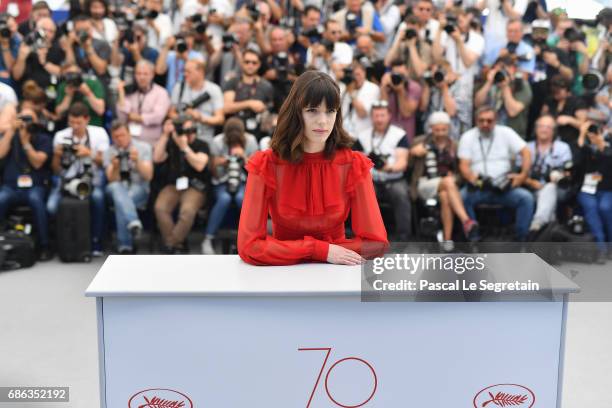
[243,60,259,65]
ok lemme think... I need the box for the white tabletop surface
[85,254,579,297]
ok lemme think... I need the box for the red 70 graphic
[298,347,378,408]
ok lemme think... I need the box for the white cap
[428,111,451,126]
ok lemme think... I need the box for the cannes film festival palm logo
[128,388,193,408]
[473,384,535,407]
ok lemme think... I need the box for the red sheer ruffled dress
[237,147,389,266]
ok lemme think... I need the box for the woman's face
[302,100,337,151]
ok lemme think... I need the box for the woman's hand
[327,244,365,265]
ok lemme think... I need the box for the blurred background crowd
[0,0,610,265]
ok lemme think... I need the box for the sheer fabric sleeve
[332,152,389,258]
[237,151,330,266]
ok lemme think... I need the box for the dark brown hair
[22,80,47,106]
[68,102,90,118]
[269,70,353,163]
[223,117,246,148]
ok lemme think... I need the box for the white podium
[86,254,577,408]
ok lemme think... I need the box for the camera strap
[478,132,495,177]
[12,135,33,174]
[370,126,388,155]
[178,79,186,104]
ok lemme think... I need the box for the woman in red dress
[237,71,388,266]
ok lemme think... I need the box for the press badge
[129,122,143,137]
[581,173,601,195]
[176,176,189,191]
[17,175,33,188]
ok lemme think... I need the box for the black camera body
[424,69,445,86]
[302,25,323,41]
[341,66,354,85]
[24,29,46,51]
[222,33,237,52]
[273,52,290,80]
[18,114,39,134]
[190,14,208,34]
[117,149,131,183]
[0,16,10,38]
[77,30,89,45]
[177,92,211,114]
[444,15,458,34]
[391,72,405,86]
[470,174,511,193]
[65,72,84,88]
[368,151,389,170]
[226,154,245,195]
[173,115,198,136]
[246,3,260,21]
[321,38,335,53]
[404,28,417,40]
[346,12,358,34]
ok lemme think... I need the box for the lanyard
[478,132,495,176]
[12,134,33,174]
[371,126,389,154]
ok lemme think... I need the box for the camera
[582,70,604,94]
[24,29,46,51]
[320,38,335,53]
[175,36,188,53]
[173,115,197,136]
[563,27,584,43]
[368,151,389,170]
[64,72,84,88]
[117,149,131,183]
[506,41,519,54]
[246,3,260,21]
[0,15,10,38]
[226,154,245,195]
[444,15,457,34]
[60,143,92,199]
[470,174,511,193]
[346,12,358,34]
[341,66,354,85]
[222,33,237,52]
[391,72,405,86]
[137,9,159,20]
[423,69,445,86]
[177,91,211,113]
[61,142,76,169]
[18,114,39,134]
[404,28,417,40]
[302,25,323,40]
[424,143,441,178]
[190,13,207,34]
[273,52,289,80]
[587,123,601,134]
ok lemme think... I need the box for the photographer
[549,19,590,94]
[419,61,461,139]
[88,0,118,44]
[294,5,322,64]
[433,7,484,131]
[341,59,380,137]
[63,14,111,82]
[104,121,153,254]
[385,15,432,79]
[156,32,204,93]
[153,117,210,254]
[140,0,172,50]
[458,106,534,242]
[263,27,298,82]
[209,19,257,87]
[353,100,411,241]
[48,102,109,256]
[475,55,532,138]
[0,13,19,86]
[331,0,385,45]
[222,49,273,140]
[484,19,535,75]
[17,1,51,38]
[305,19,353,79]
[576,121,612,263]
[540,75,587,148]
[55,63,106,126]
[410,112,479,246]
[380,60,421,143]
[119,24,159,84]
[355,34,385,82]
[201,117,258,254]
[0,106,53,261]
[117,60,171,146]
[373,0,401,56]
[12,17,63,90]
[520,115,573,233]
[170,58,224,144]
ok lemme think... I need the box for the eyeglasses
[243,60,259,65]
[371,100,389,109]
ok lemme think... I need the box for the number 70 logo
[298,347,378,408]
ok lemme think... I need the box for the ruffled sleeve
[238,149,331,266]
[333,151,389,258]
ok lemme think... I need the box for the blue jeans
[106,182,149,250]
[47,181,106,248]
[205,183,245,237]
[578,191,612,252]
[0,185,49,247]
[461,186,535,240]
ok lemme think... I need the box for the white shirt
[356,124,407,182]
[0,82,17,110]
[458,125,526,180]
[483,0,528,55]
[146,13,173,49]
[91,18,119,44]
[341,80,381,139]
[439,29,485,77]
[376,1,401,56]
[306,41,353,69]
[53,126,110,186]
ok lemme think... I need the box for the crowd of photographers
[0,0,610,262]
